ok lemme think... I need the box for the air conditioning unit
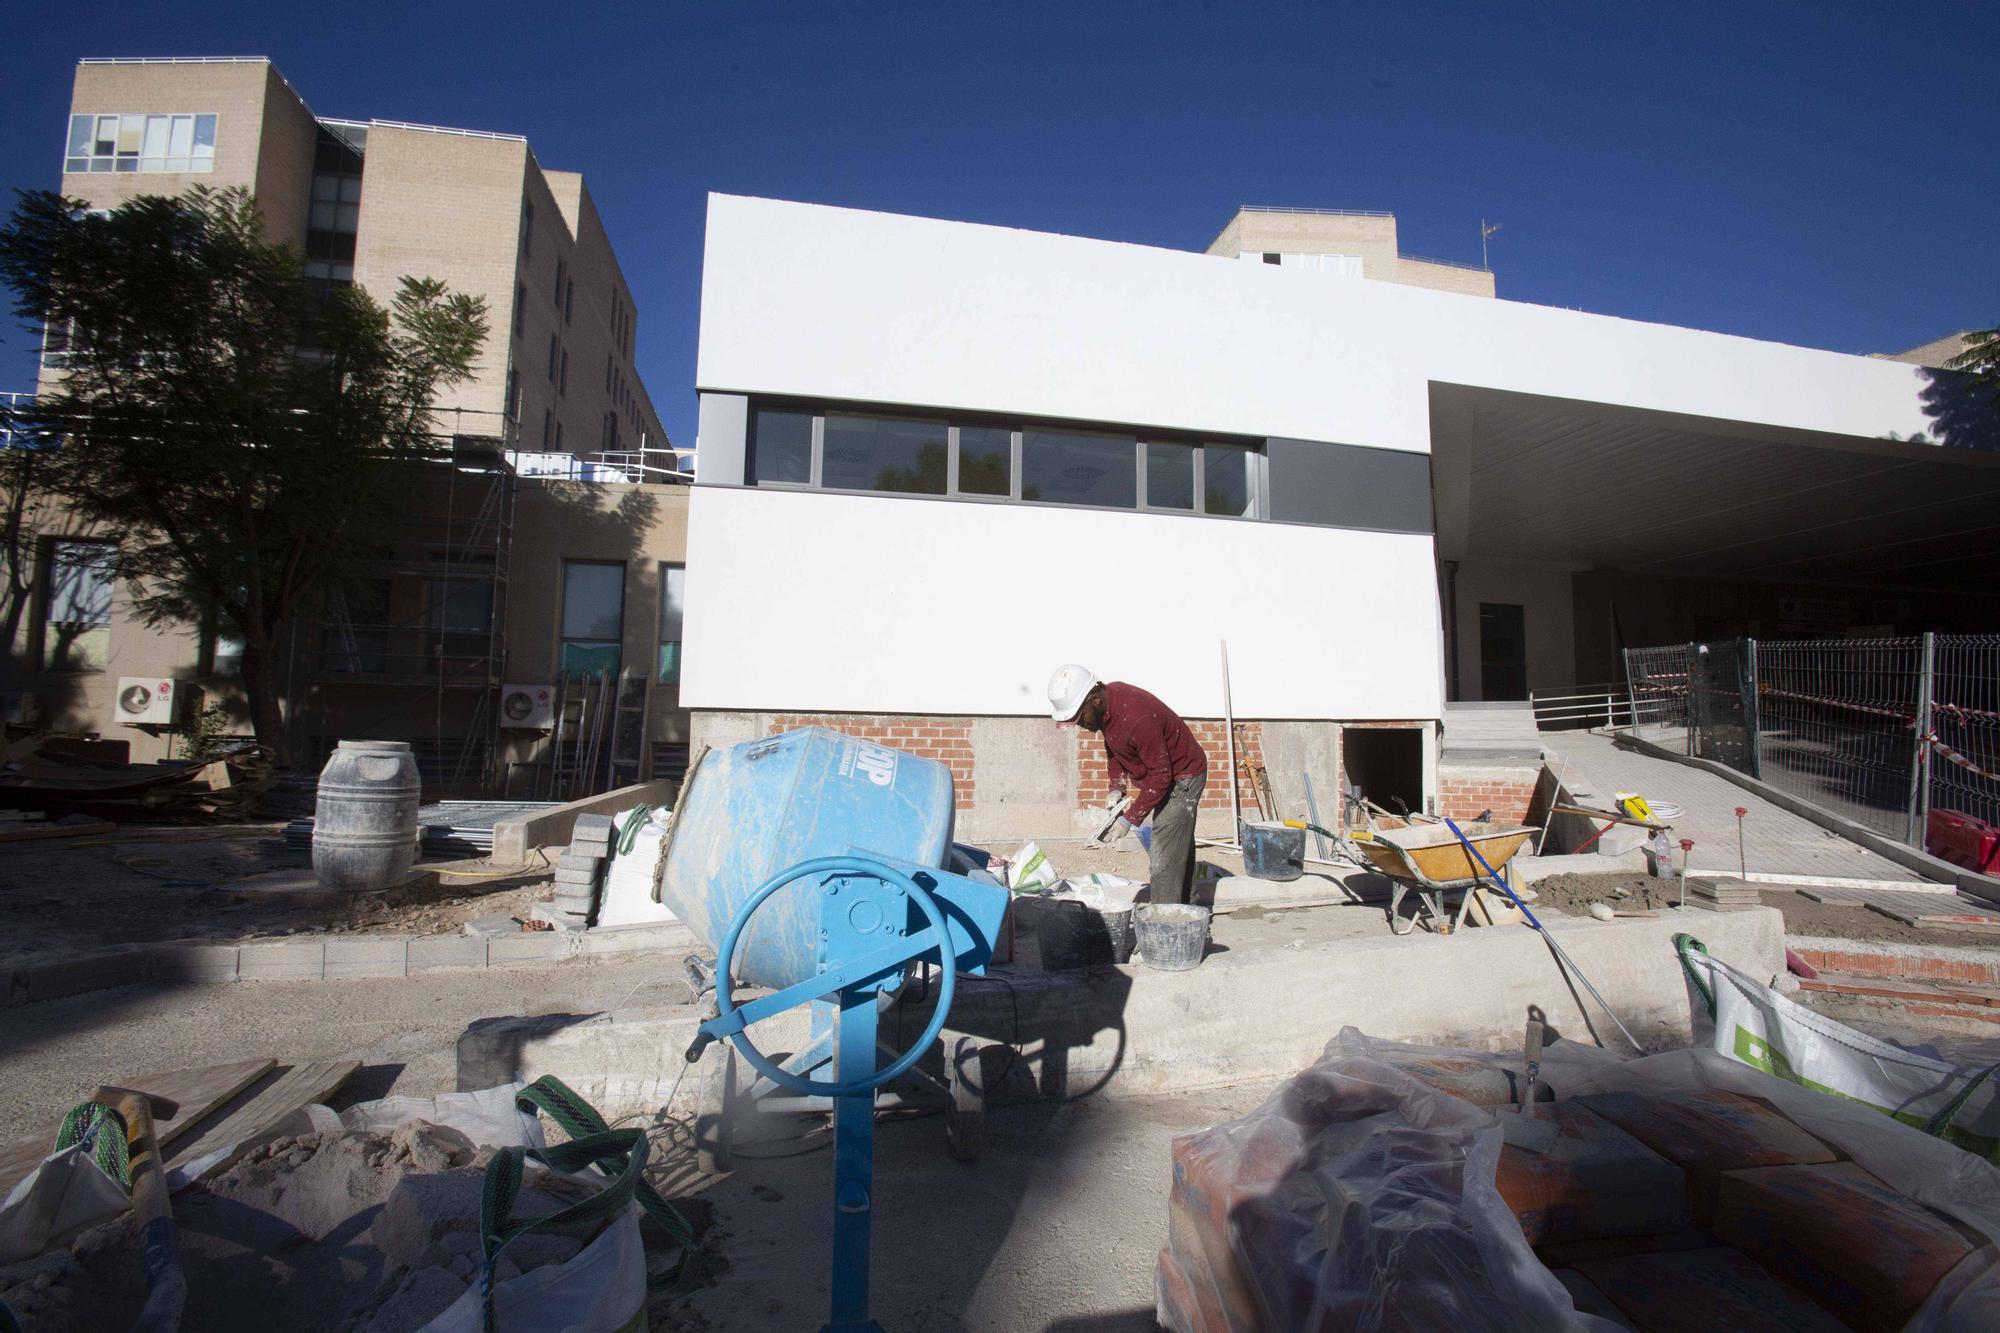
[114,677,182,726]
[1,692,39,727]
[499,683,554,729]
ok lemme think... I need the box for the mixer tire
[695,1041,742,1175]
[946,1035,985,1162]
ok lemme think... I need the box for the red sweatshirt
[1100,681,1208,821]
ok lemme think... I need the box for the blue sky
[4,2,1995,447]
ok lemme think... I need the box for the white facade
[687,193,1938,724]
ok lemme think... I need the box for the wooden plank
[0,819,117,844]
[0,1057,276,1199]
[164,1060,359,1178]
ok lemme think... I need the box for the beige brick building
[8,58,689,794]
[1205,206,1496,298]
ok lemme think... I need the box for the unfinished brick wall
[768,714,976,811]
[1075,720,1264,814]
[1438,767,1540,825]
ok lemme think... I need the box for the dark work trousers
[1146,771,1207,905]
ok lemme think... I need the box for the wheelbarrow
[1353,820,1535,935]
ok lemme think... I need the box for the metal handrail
[1237,205,1394,218]
[1398,251,1493,274]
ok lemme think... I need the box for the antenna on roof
[1481,219,1501,270]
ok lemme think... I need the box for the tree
[0,186,487,764]
[1947,325,2000,397]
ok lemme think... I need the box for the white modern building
[680,194,1998,837]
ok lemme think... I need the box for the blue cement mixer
[665,728,1009,1333]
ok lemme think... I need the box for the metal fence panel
[1621,644,1692,749]
[1931,635,2000,838]
[1752,637,1922,840]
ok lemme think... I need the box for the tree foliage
[0,186,486,762]
[1946,325,2000,397]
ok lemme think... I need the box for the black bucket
[1034,899,1135,970]
[1242,821,1305,881]
[1134,903,1210,971]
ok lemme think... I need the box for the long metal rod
[1444,818,1645,1053]
[1221,640,1240,838]
[1302,773,1332,860]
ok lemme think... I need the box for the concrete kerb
[456,907,1785,1121]
[1618,733,2000,903]
[0,918,698,1008]
[489,779,679,866]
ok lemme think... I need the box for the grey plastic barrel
[312,740,421,893]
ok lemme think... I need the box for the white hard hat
[1047,663,1100,722]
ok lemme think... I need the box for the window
[555,421,565,452]
[41,540,115,671]
[1144,442,1195,511]
[749,408,813,485]
[657,563,686,685]
[560,349,569,397]
[955,425,1011,497]
[559,561,624,680]
[1021,429,1137,508]
[553,257,565,306]
[66,113,215,174]
[1263,253,1281,265]
[514,284,526,338]
[505,369,520,422]
[605,354,613,392]
[428,577,493,663]
[542,409,553,450]
[520,200,534,256]
[547,334,559,381]
[564,279,574,324]
[1203,442,1257,517]
[821,413,946,495]
[208,617,245,677]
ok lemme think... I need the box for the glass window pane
[116,118,144,153]
[66,158,88,174]
[192,114,216,157]
[310,201,336,230]
[1204,444,1257,517]
[69,116,92,156]
[89,158,113,173]
[656,642,681,686]
[312,175,338,200]
[1021,429,1137,508]
[339,176,362,203]
[659,565,686,640]
[750,408,812,485]
[168,116,194,158]
[142,115,169,158]
[560,641,621,681]
[1146,442,1195,510]
[49,542,114,625]
[957,426,1011,496]
[335,204,359,232]
[821,414,946,495]
[95,116,118,155]
[561,562,625,640]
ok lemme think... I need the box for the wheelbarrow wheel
[945,1035,986,1162]
[694,1040,743,1176]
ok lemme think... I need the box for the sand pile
[0,1122,604,1332]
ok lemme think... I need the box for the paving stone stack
[1689,877,1761,911]
[551,814,614,928]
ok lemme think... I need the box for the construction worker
[1047,664,1208,905]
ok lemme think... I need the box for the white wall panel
[681,486,1444,720]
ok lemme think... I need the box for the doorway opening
[1343,727,1424,821]
[1480,602,1528,700]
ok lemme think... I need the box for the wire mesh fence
[1753,637,1922,840]
[1617,634,2000,858]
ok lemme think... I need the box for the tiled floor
[1540,730,1929,885]
[1801,884,2000,921]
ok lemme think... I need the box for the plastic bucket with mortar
[1033,897,1135,970]
[1134,903,1211,971]
[1242,821,1305,882]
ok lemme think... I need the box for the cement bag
[417,1207,645,1333]
[0,1133,130,1264]
[599,805,678,928]
[1003,841,1059,893]
[1678,936,2000,1164]
[1156,1028,1616,1333]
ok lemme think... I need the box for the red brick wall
[1438,768,1539,825]
[1076,720,1263,812]
[768,714,976,810]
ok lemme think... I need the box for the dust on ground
[1528,870,2000,948]
[972,838,1246,882]
[0,831,558,961]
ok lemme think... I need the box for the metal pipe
[1221,640,1240,840]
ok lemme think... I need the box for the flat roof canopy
[1430,383,2000,594]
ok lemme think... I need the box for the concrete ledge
[1618,733,2000,902]
[1789,934,2000,989]
[491,779,678,865]
[458,908,1783,1120]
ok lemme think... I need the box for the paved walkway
[1540,730,1924,885]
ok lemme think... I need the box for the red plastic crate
[1928,807,2000,874]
